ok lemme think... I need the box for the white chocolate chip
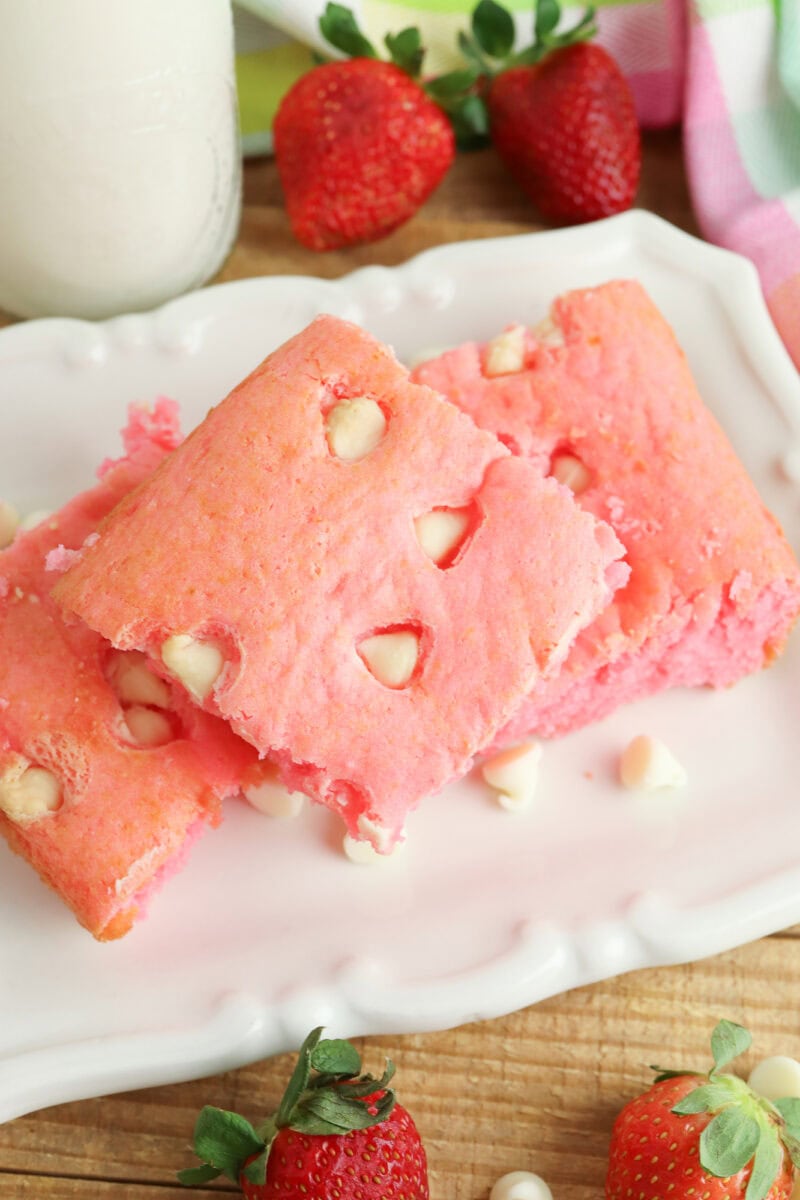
[490,1171,553,1200]
[244,767,306,818]
[123,705,173,747]
[358,630,419,688]
[482,741,542,812]
[343,828,406,864]
[748,1056,800,1102]
[326,398,386,462]
[161,634,223,701]
[552,452,591,495]
[484,326,526,377]
[0,500,20,549]
[619,735,687,791]
[0,761,62,822]
[19,509,52,532]
[107,650,171,709]
[414,508,470,565]
[531,315,565,347]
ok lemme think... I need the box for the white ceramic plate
[2,211,800,1124]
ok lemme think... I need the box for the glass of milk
[0,0,241,320]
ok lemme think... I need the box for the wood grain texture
[1,130,799,1200]
[3,936,800,1197]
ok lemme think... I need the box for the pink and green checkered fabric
[239,0,800,367]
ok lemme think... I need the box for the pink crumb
[97,397,182,478]
[45,545,84,574]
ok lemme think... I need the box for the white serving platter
[1,211,800,1124]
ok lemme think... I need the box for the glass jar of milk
[0,0,241,320]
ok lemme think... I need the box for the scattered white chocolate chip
[19,508,52,532]
[484,326,526,377]
[0,762,62,822]
[748,1056,800,1102]
[358,630,419,688]
[414,508,470,565]
[490,1171,553,1200]
[244,768,306,819]
[326,397,386,462]
[123,705,173,748]
[0,500,20,549]
[107,650,171,709]
[161,634,223,701]
[619,735,687,791]
[551,452,591,495]
[482,741,542,812]
[531,314,565,348]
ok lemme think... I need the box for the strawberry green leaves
[384,28,425,77]
[177,1107,265,1186]
[711,1019,753,1074]
[318,2,425,79]
[319,4,378,59]
[178,1027,397,1189]
[471,0,516,59]
[656,1019,798,1200]
[701,1107,762,1178]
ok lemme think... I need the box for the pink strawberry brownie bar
[0,401,256,939]
[54,316,627,850]
[412,280,800,739]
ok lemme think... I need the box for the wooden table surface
[3,131,800,1200]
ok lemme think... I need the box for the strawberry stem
[177,1028,398,1190]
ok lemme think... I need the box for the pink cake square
[0,402,257,939]
[54,316,627,850]
[412,281,800,739]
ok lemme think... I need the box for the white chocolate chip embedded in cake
[244,766,306,818]
[107,650,171,709]
[490,1171,553,1200]
[161,634,223,701]
[123,705,173,748]
[484,326,526,377]
[619,734,687,791]
[414,508,470,566]
[326,397,386,462]
[551,452,592,495]
[0,760,62,822]
[0,500,20,549]
[531,314,565,348]
[358,630,419,688]
[482,741,542,812]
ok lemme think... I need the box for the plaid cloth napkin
[235,0,800,368]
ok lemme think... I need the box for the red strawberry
[488,44,640,223]
[177,1027,428,1199]
[455,0,640,223]
[606,1020,799,1200]
[273,6,454,251]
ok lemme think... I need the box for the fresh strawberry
[273,4,454,251]
[454,0,640,223]
[606,1020,800,1200]
[177,1026,428,1198]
